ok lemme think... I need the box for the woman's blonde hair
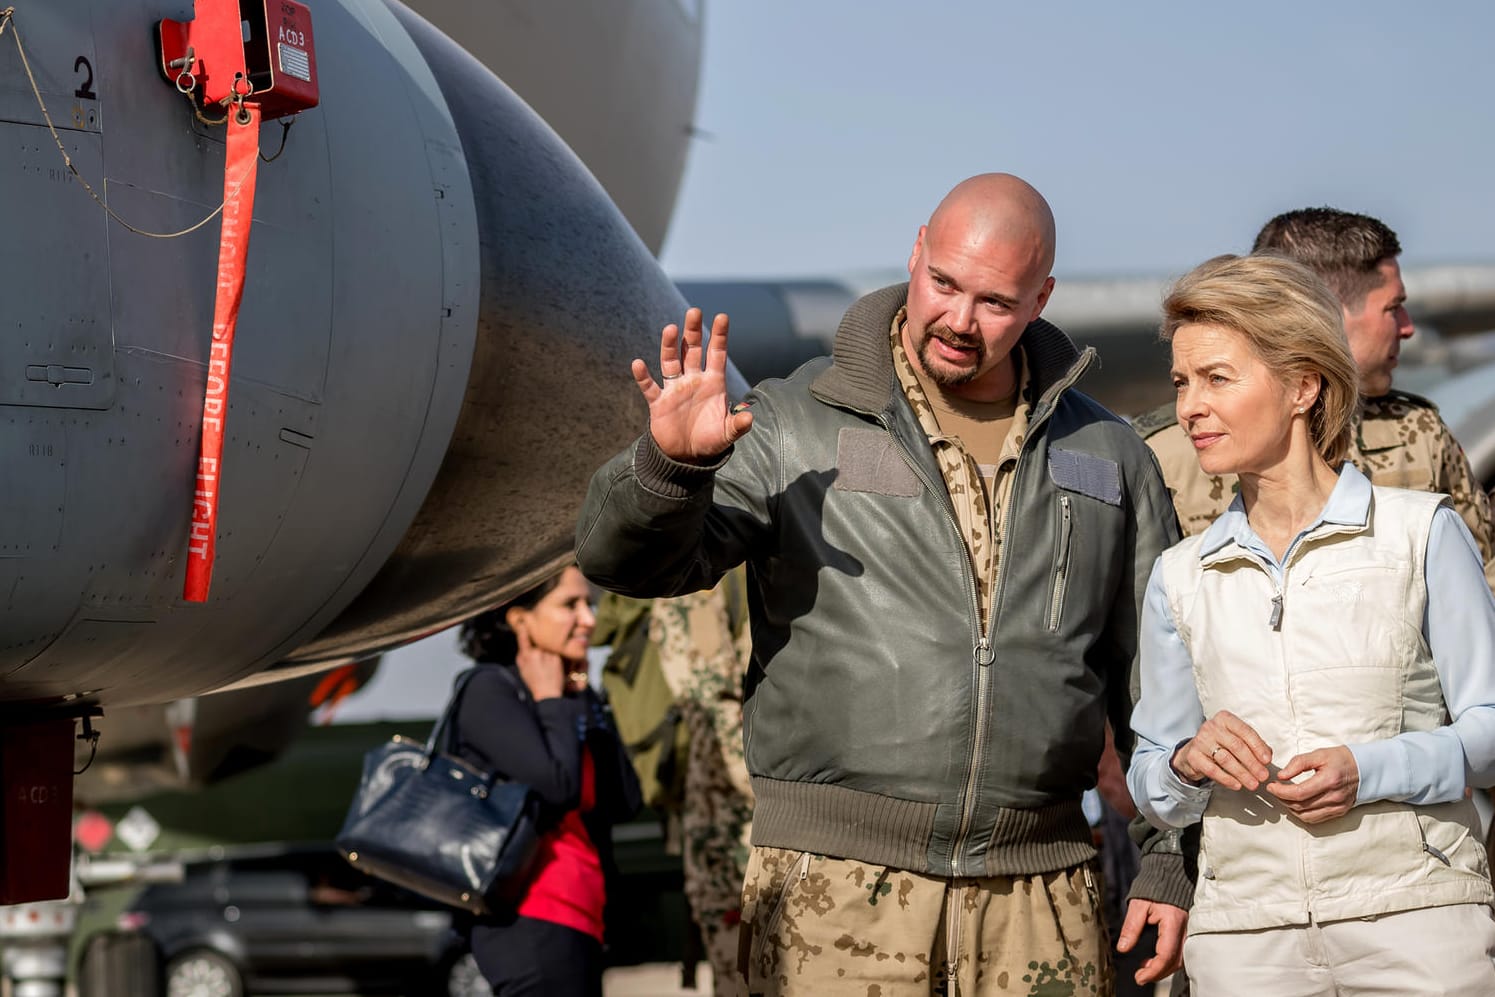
[1161,253,1358,466]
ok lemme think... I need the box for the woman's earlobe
[1295,374,1322,415]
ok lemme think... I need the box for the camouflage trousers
[679,697,754,997]
[737,846,1113,997]
[647,581,756,996]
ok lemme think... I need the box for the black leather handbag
[336,669,540,914]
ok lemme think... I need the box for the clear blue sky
[660,1,1495,280]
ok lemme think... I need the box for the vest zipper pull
[976,637,994,666]
[1268,592,1283,631]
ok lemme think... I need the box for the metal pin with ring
[170,46,198,95]
[228,74,255,126]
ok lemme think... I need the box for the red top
[517,748,605,940]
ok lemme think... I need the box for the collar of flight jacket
[808,282,1095,426]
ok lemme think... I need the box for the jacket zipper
[1250,522,1358,633]
[949,378,1087,874]
[951,634,995,878]
[949,452,1034,875]
[1236,523,1359,901]
[1251,535,1309,764]
[1047,495,1072,633]
[871,351,1093,878]
[881,424,988,878]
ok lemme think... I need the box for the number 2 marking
[74,56,95,100]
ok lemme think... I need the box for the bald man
[579,175,1189,995]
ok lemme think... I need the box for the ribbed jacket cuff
[1127,850,1195,911]
[633,433,732,500]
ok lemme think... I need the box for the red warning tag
[184,104,260,603]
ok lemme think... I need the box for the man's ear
[907,225,927,276]
[1029,276,1056,321]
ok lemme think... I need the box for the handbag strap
[424,667,482,759]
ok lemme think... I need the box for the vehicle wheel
[446,950,493,997]
[165,948,244,997]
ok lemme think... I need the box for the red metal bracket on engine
[160,1,319,120]
[253,1,319,119]
[158,0,248,110]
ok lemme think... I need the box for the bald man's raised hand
[633,308,753,461]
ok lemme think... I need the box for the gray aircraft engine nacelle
[0,0,689,714]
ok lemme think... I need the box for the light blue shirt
[1128,464,1495,829]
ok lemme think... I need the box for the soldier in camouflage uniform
[593,575,755,997]
[648,570,756,997]
[1139,208,1495,590]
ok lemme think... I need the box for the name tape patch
[1048,448,1121,506]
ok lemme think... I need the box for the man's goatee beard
[915,324,984,387]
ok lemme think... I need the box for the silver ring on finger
[662,372,682,380]
[1210,745,1223,759]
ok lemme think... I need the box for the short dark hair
[1251,207,1401,308]
[458,569,569,663]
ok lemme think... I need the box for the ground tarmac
[36,961,1184,996]
[604,961,715,996]
[33,963,713,997]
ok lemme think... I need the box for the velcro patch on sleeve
[1048,447,1121,506]
[833,427,921,497]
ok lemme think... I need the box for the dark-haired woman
[451,565,640,996]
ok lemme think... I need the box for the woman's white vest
[1159,484,1493,934]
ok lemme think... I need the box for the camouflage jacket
[1137,391,1495,591]
[577,284,1189,908]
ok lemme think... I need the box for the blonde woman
[1127,254,1495,994]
